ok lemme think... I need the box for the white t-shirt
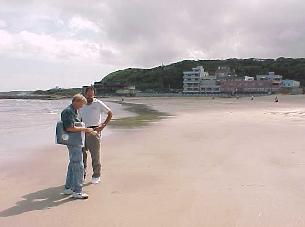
[79,98,111,127]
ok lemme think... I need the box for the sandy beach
[1,95,305,227]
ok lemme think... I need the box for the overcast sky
[0,0,304,91]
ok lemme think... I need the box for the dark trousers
[82,132,101,179]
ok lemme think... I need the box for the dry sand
[1,95,305,227]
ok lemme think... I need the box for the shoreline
[0,93,278,100]
[0,99,167,172]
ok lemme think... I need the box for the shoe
[63,188,74,195]
[91,177,101,184]
[73,192,89,199]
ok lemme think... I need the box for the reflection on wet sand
[109,101,171,128]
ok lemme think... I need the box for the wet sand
[1,95,305,227]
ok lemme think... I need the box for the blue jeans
[65,145,84,193]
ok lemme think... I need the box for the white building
[183,66,220,93]
[183,66,206,93]
[245,76,254,81]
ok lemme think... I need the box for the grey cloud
[89,0,305,66]
[0,0,305,90]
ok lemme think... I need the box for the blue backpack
[55,121,85,146]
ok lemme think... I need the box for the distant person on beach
[275,96,279,102]
[61,94,93,199]
[80,86,112,184]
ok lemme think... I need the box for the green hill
[101,58,305,92]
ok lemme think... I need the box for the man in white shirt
[80,86,112,184]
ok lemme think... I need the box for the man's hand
[94,124,106,132]
[84,128,94,133]
[66,126,94,133]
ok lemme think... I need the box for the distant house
[200,80,220,93]
[245,76,254,81]
[256,72,282,92]
[281,80,300,88]
[256,72,282,82]
[215,66,237,80]
[280,79,302,95]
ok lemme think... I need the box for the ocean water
[0,99,131,160]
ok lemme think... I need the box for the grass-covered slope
[102,58,305,92]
